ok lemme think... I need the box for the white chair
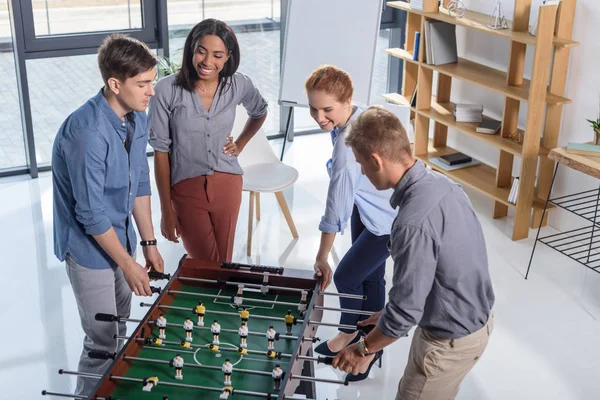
[233,106,300,256]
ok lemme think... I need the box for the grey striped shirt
[148,73,268,186]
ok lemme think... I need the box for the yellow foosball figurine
[266,350,277,359]
[142,376,159,392]
[239,306,250,324]
[284,310,295,335]
[194,301,206,327]
[237,347,248,355]
[209,343,220,352]
[151,337,164,346]
[180,340,191,350]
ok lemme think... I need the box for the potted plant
[155,51,182,82]
[586,117,600,145]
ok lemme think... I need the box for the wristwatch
[357,336,372,357]
[140,239,157,247]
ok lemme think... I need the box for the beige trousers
[396,313,494,400]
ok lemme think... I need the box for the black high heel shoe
[345,350,383,383]
[314,331,363,356]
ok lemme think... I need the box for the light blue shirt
[319,104,396,236]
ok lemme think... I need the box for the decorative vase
[595,129,600,146]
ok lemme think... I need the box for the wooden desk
[526,146,600,279]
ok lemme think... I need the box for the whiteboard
[279,0,383,108]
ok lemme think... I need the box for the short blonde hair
[345,105,412,162]
[304,65,353,103]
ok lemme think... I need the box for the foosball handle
[317,356,334,365]
[150,286,162,294]
[357,324,375,335]
[89,350,117,360]
[149,271,171,280]
[220,261,284,274]
[95,313,120,322]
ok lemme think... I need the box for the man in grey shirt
[332,106,495,400]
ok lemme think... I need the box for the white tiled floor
[2,133,600,399]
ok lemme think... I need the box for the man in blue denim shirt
[52,34,164,396]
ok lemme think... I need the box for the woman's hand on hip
[223,136,242,157]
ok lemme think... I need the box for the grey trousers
[66,254,131,397]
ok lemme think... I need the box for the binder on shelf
[424,21,458,66]
[413,32,421,61]
[476,119,502,134]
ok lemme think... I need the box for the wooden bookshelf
[387,0,576,240]
[387,1,579,48]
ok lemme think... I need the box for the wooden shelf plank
[420,58,571,105]
[415,142,548,210]
[387,1,579,48]
[418,99,549,157]
[384,48,417,63]
[383,93,414,110]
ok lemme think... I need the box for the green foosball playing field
[111,283,309,400]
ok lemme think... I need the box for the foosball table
[42,256,370,400]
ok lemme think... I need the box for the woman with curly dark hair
[149,19,268,262]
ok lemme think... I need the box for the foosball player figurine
[209,343,219,352]
[266,326,276,350]
[183,317,194,342]
[194,301,206,327]
[237,346,248,355]
[266,350,277,359]
[220,387,233,400]
[238,322,249,348]
[260,272,269,295]
[172,353,184,380]
[222,358,233,386]
[239,306,250,325]
[151,337,164,347]
[284,310,295,335]
[233,284,244,308]
[298,290,308,314]
[180,340,191,350]
[272,365,284,391]
[142,376,159,392]
[162,396,169,400]
[211,320,221,345]
[156,314,167,339]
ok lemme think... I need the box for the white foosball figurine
[272,365,284,391]
[211,320,221,345]
[156,314,167,339]
[266,326,277,350]
[220,387,232,399]
[183,317,194,342]
[298,290,308,314]
[195,301,206,327]
[222,358,233,386]
[260,272,269,295]
[233,284,244,307]
[172,354,184,380]
[142,376,158,392]
[238,322,249,348]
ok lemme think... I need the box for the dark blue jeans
[333,205,390,333]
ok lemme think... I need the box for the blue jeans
[333,205,390,333]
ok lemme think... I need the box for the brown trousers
[171,172,243,262]
[396,313,494,400]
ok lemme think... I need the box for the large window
[27,54,103,166]
[0,1,27,171]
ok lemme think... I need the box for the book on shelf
[438,152,472,166]
[424,20,458,66]
[476,119,502,134]
[508,177,520,204]
[413,32,421,61]
[454,104,484,123]
[455,104,483,112]
[566,142,600,156]
[429,156,481,171]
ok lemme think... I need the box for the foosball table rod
[289,375,348,386]
[41,390,116,400]
[140,302,305,324]
[313,305,376,315]
[178,276,311,293]
[110,375,274,399]
[116,336,294,359]
[124,355,275,377]
[99,313,299,341]
[308,320,376,334]
[319,291,366,300]
[168,289,302,307]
